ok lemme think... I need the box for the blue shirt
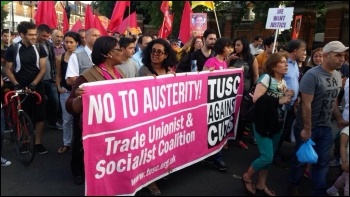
[284,58,300,106]
[132,50,143,69]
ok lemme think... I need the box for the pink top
[204,57,227,70]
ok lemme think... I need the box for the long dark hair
[231,36,253,67]
[142,38,178,75]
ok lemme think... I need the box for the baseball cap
[323,41,349,53]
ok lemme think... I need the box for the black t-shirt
[190,49,215,71]
[5,42,47,86]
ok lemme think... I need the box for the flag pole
[128,4,131,36]
[212,4,221,38]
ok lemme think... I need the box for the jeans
[289,125,333,196]
[60,92,73,147]
[251,123,282,171]
[43,80,59,125]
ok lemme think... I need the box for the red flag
[61,3,69,33]
[108,1,130,32]
[34,1,58,28]
[94,16,108,36]
[158,1,173,39]
[117,12,138,35]
[178,1,192,43]
[85,5,95,30]
[71,20,83,33]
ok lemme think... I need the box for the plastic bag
[296,139,318,164]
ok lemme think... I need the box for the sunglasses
[151,49,165,55]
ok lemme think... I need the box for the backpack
[12,42,41,73]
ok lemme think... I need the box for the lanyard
[99,63,121,80]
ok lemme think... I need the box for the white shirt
[249,43,260,56]
[65,46,92,79]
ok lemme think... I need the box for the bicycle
[3,89,42,165]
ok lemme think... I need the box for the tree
[1,6,9,29]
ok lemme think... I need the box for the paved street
[1,121,341,196]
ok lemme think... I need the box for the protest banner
[81,69,244,195]
[265,7,294,30]
[190,13,207,36]
[265,7,294,53]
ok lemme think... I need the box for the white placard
[265,7,294,29]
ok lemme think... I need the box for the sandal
[57,146,70,154]
[256,187,276,196]
[241,177,256,196]
[147,182,161,195]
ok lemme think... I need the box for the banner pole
[213,6,221,38]
[272,29,279,53]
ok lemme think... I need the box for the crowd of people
[1,21,349,196]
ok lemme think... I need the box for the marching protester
[4,21,48,154]
[137,38,178,195]
[65,36,125,185]
[65,27,101,185]
[242,52,293,196]
[55,31,81,154]
[227,36,259,149]
[288,41,348,196]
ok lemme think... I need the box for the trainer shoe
[35,144,48,154]
[56,122,63,130]
[213,161,228,172]
[20,144,29,154]
[326,187,339,196]
[328,159,340,167]
[48,122,63,130]
[1,157,12,166]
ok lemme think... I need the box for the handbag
[239,75,271,122]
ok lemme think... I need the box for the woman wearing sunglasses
[137,38,178,195]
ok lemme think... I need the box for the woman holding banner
[65,36,125,184]
[138,38,178,77]
[137,38,178,195]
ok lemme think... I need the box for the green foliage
[92,1,116,19]
[1,6,9,29]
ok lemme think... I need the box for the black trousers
[70,114,84,177]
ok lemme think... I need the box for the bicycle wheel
[14,111,36,165]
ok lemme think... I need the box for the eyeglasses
[279,61,288,64]
[151,49,165,55]
[113,48,123,52]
